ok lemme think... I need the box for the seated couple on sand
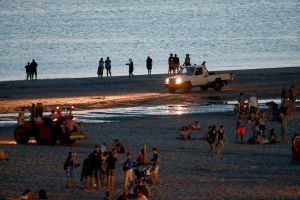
[248,128,279,144]
[178,121,202,140]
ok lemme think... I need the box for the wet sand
[0,67,300,199]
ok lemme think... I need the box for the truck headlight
[175,78,182,84]
[165,78,169,84]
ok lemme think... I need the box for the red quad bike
[14,106,87,145]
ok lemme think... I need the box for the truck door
[192,67,207,86]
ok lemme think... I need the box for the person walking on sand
[150,147,159,185]
[123,152,134,189]
[30,59,38,80]
[105,57,112,77]
[146,56,152,75]
[126,58,134,77]
[216,126,226,160]
[98,57,104,78]
[25,62,31,80]
[207,126,217,159]
[64,152,80,188]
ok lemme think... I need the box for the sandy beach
[0,67,300,200]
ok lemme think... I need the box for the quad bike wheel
[38,125,55,145]
[14,126,30,144]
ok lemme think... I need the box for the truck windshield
[180,67,195,75]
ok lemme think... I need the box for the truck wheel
[39,125,55,145]
[14,126,30,144]
[183,82,192,93]
[168,88,176,93]
[213,80,223,91]
[200,85,208,91]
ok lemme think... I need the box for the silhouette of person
[25,62,31,80]
[105,57,112,77]
[146,56,152,75]
[30,59,38,80]
[98,57,104,78]
[126,58,134,77]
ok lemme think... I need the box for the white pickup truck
[164,64,234,93]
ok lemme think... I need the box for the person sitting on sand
[179,126,191,140]
[268,128,279,144]
[187,121,201,131]
[248,131,261,144]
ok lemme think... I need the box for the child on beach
[236,114,247,144]
[179,126,191,140]
[150,148,159,185]
[64,152,80,188]
[216,126,226,160]
[207,126,217,158]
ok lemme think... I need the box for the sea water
[0,0,299,81]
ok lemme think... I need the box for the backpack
[64,159,69,170]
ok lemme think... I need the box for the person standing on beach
[146,56,152,75]
[279,107,288,143]
[236,114,247,144]
[25,62,31,80]
[249,94,259,121]
[150,147,159,185]
[30,59,38,80]
[168,53,174,74]
[207,126,216,158]
[126,58,134,77]
[106,150,118,190]
[80,154,93,190]
[98,58,104,78]
[183,54,191,66]
[90,145,102,190]
[105,57,112,77]
[123,152,134,189]
[173,54,180,73]
[64,152,80,188]
[216,126,226,160]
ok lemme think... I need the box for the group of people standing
[24,59,38,80]
[168,53,191,74]
[97,56,153,78]
[235,84,298,145]
[97,57,112,78]
[64,140,159,200]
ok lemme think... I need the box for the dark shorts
[250,106,257,113]
[106,169,115,176]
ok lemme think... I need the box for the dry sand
[0,67,300,199]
